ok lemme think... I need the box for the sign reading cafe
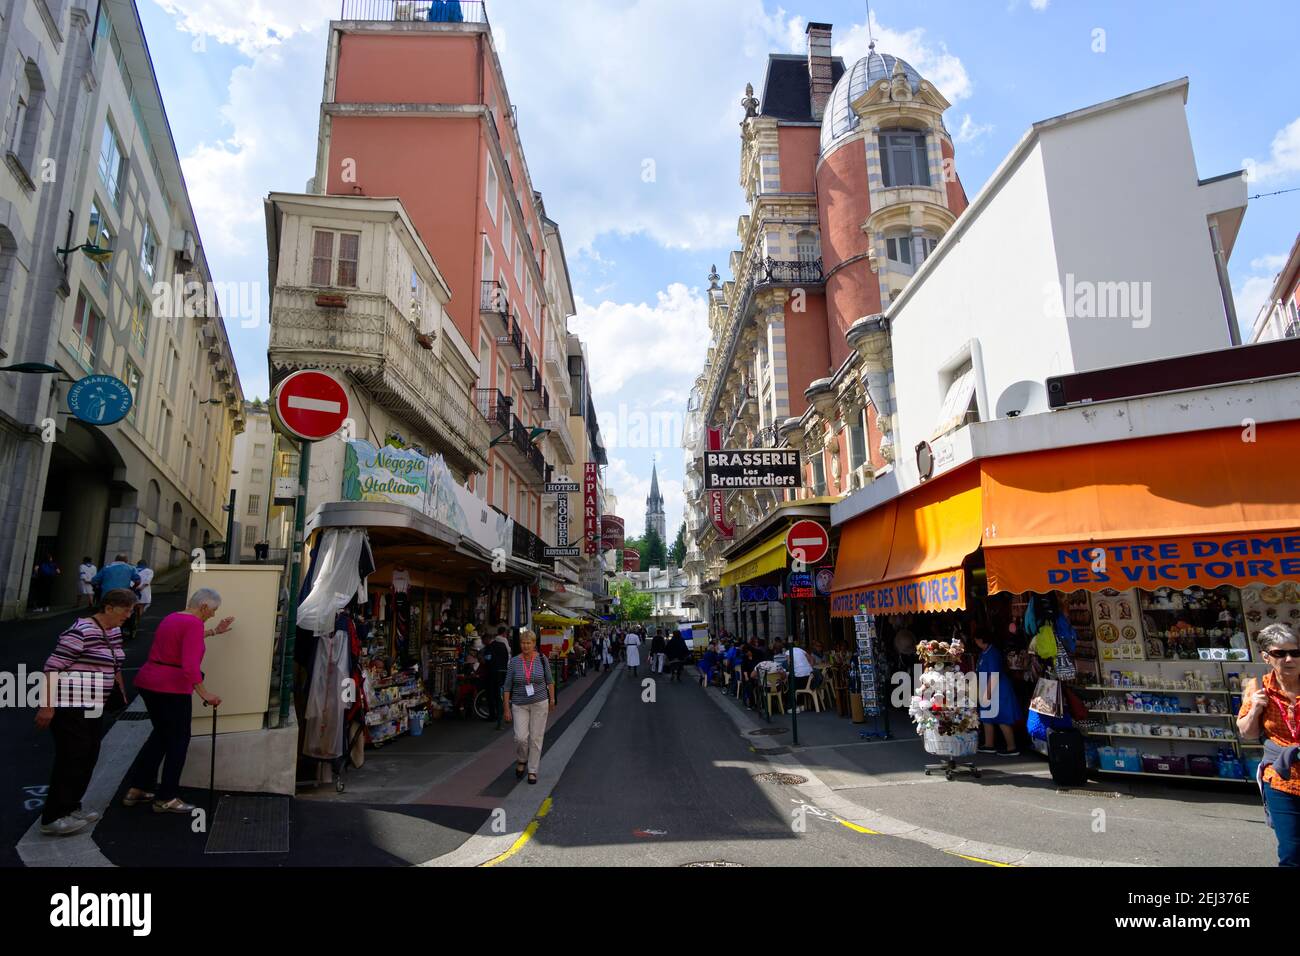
[704,449,802,490]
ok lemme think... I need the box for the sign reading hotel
[704,449,802,490]
[583,462,599,554]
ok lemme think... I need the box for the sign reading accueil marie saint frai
[703,449,802,490]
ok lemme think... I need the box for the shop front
[831,421,1300,786]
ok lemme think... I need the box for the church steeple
[645,463,666,542]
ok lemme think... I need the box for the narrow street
[496,669,969,867]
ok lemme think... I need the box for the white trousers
[512,700,550,774]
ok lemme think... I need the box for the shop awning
[982,421,1300,594]
[534,611,579,628]
[831,466,982,617]
[720,529,789,588]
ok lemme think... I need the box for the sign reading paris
[703,449,802,490]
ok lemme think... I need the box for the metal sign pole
[278,438,312,723]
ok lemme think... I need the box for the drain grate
[752,772,807,785]
[748,727,789,736]
[682,860,745,867]
[115,712,151,722]
[1057,787,1132,800]
[204,794,291,854]
[750,746,792,756]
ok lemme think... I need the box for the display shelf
[1092,768,1254,784]
[1088,709,1234,719]
[1087,731,1239,743]
[1083,686,1231,695]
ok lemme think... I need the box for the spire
[647,463,663,506]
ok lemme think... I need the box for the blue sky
[139,0,1300,540]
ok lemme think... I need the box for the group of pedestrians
[35,553,154,640]
[35,587,233,837]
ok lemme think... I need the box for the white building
[1248,233,1300,344]
[228,401,278,561]
[623,565,690,631]
[0,1,245,616]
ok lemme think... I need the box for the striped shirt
[43,616,123,707]
[504,654,553,706]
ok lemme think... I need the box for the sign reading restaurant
[703,449,802,490]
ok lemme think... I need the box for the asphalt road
[500,668,974,867]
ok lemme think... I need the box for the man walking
[482,626,511,729]
[93,555,140,640]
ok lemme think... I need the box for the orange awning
[832,466,982,616]
[983,422,1300,595]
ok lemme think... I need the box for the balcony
[497,313,523,358]
[268,287,490,476]
[510,517,552,567]
[480,280,510,337]
[475,387,511,434]
[511,341,536,388]
[543,415,576,466]
[494,412,547,480]
[340,1,489,23]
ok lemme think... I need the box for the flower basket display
[924,728,978,757]
[907,638,982,779]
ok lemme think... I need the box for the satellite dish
[995,380,1049,420]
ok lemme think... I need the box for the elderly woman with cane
[1239,623,1300,867]
[122,588,233,814]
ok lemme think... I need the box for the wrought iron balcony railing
[475,387,511,433]
[340,1,488,24]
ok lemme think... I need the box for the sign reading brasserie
[704,449,802,490]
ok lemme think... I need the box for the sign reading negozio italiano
[703,449,802,490]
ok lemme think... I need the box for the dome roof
[820,48,924,154]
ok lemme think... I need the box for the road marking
[481,797,554,867]
[945,850,1015,867]
[286,395,342,414]
[835,817,880,835]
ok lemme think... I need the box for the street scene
[0,0,1298,924]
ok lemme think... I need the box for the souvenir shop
[831,421,1300,786]
[295,500,541,781]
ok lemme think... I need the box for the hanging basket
[923,729,978,757]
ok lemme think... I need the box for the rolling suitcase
[1047,727,1087,786]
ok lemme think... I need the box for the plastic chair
[764,671,785,715]
[796,674,822,713]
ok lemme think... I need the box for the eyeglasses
[1265,648,1300,660]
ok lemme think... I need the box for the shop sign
[703,449,802,490]
[814,568,834,596]
[706,427,735,539]
[67,374,133,426]
[831,569,965,617]
[786,572,815,599]
[342,439,429,510]
[583,463,599,554]
[740,585,781,602]
[990,533,1300,594]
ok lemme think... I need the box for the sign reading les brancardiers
[703,449,802,490]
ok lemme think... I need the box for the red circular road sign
[274,370,349,442]
[786,520,829,564]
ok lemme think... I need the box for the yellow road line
[835,817,880,835]
[481,797,554,867]
[945,850,1015,867]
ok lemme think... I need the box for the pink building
[313,2,573,539]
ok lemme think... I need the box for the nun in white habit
[624,629,643,677]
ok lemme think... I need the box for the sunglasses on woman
[1265,648,1300,660]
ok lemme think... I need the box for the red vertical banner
[584,462,599,554]
[707,427,734,540]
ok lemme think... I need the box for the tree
[610,578,653,623]
[643,526,667,570]
[669,523,686,567]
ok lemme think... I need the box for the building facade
[1249,232,1300,343]
[228,400,277,561]
[0,0,244,617]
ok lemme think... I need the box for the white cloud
[1244,116,1300,183]
[954,113,994,145]
[1029,0,1050,11]
[1251,253,1287,273]
[605,455,685,549]
[151,0,336,56]
[834,13,973,103]
[571,283,709,399]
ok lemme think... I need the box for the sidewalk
[15,661,615,867]
[704,671,1273,866]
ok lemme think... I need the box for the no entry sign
[786,520,829,564]
[274,370,349,442]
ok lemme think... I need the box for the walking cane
[203,701,217,814]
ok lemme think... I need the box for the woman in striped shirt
[35,588,138,837]
[503,629,554,785]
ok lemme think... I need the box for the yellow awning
[721,529,789,588]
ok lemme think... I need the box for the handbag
[1029,676,1062,717]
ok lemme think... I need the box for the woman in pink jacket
[122,588,234,813]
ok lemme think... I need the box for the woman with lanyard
[503,629,554,785]
[1239,623,1300,867]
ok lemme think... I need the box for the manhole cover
[682,860,745,867]
[748,727,789,736]
[752,772,807,785]
[750,746,792,756]
[204,795,291,854]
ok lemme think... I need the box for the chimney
[807,22,834,121]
